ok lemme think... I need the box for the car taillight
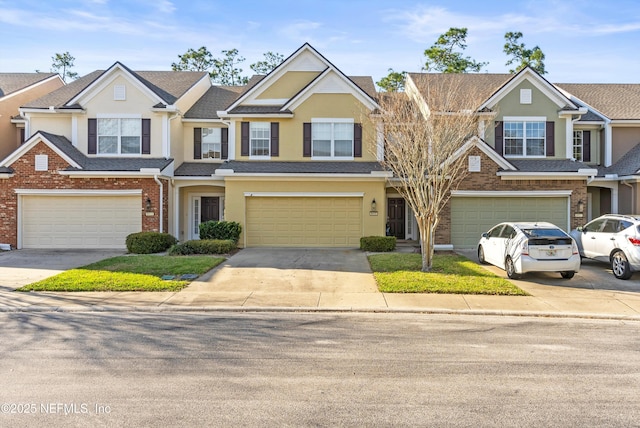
[521,240,529,256]
[572,240,579,255]
[629,237,640,246]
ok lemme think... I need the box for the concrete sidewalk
[1,249,640,320]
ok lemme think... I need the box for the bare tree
[371,74,494,271]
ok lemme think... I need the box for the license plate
[546,250,557,256]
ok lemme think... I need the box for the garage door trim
[15,189,142,196]
[452,190,572,197]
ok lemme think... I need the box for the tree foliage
[51,52,78,83]
[423,28,487,73]
[376,68,407,92]
[503,32,546,74]
[371,76,494,271]
[171,46,214,73]
[211,49,249,85]
[250,51,284,75]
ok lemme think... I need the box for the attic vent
[35,154,48,171]
[520,89,532,104]
[114,85,126,101]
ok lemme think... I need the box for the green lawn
[17,255,225,292]
[368,252,527,295]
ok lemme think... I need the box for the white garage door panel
[246,197,362,247]
[451,197,568,248]
[22,195,141,249]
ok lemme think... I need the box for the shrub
[360,236,396,252]
[126,232,178,254]
[199,221,242,243]
[168,239,236,255]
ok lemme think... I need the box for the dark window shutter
[193,128,202,159]
[88,118,97,154]
[20,128,25,145]
[241,122,249,156]
[221,128,229,160]
[142,118,151,154]
[583,130,591,162]
[494,121,503,155]
[270,122,279,157]
[546,121,555,157]
[303,123,312,157]
[354,123,362,157]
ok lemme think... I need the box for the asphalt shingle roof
[22,67,207,109]
[600,143,640,177]
[507,159,593,173]
[37,131,173,172]
[556,83,640,120]
[184,86,245,119]
[174,161,384,176]
[0,73,58,98]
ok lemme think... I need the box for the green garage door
[451,196,568,248]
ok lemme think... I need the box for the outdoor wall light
[146,197,152,212]
[577,199,584,213]
[371,198,377,211]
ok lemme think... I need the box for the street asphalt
[1,247,639,320]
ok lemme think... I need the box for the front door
[387,198,405,239]
[201,197,220,223]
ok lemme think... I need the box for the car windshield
[521,228,567,238]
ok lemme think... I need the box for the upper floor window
[504,120,545,157]
[250,122,270,157]
[202,128,221,159]
[98,118,141,154]
[573,130,583,161]
[311,120,354,158]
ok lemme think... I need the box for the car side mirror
[481,232,489,239]
[576,226,583,232]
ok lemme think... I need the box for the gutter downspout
[154,174,164,233]
[622,180,635,213]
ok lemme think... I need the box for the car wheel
[611,251,633,280]
[560,271,575,279]
[478,246,487,264]
[505,256,519,279]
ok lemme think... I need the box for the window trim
[201,127,222,160]
[502,116,546,159]
[249,122,271,159]
[573,130,583,162]
[96,116,142,156]
[310,118,355,160]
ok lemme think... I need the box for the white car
[477,222,581,279]
[570,214,640,280]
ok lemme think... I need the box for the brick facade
[0,141,167,248]
[435,146,588,245]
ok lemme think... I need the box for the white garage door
[451,196,568,248]
[21,195,142,249]
[246,197,362,247]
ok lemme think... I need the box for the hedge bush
[360,236,396,252]
[199,221,242,243]
[168,239,236,255]
[126,232,178,254]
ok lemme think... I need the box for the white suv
[570,214,640,280]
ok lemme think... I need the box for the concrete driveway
[0,249,126,290]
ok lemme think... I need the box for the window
[97,118,141,154]
[202,128,221,159]
[312,121,354,158]
[573,130,583,161]
[250,122,270,157]
[504,121,545,157]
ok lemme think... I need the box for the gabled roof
[221,43,379,116]
[556,83,640,120]
[22,64,207,110]
[0,131,173,173]
[0,73,60,98]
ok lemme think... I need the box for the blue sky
[2,0,640,85]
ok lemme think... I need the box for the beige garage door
[451,196,568,248]
[246,197,362,247]
[22,195,142,249]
